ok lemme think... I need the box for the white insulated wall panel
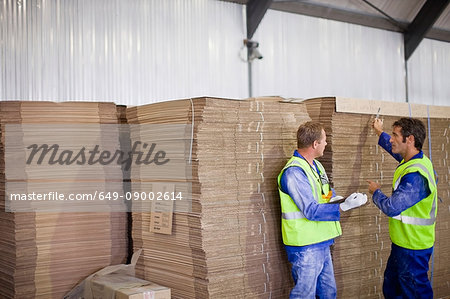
[407,38,450,107]
[0,0,248,105]
[250,10,407,103]
[1,0,448,106]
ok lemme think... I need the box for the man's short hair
[297,121,324,149]
[393,118,426,150]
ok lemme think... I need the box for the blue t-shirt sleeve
[372,172,431,217]
[378,132,403,162]
[280,167,340,221]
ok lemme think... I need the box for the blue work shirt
[280,150,341,250]
[372,132,431,217]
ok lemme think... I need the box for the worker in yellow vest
[278,121,367,299]
[367,117,437,299]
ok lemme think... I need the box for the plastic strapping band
[255,105,271,297]
[189,99,194,164]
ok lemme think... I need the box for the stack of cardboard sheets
[128,97,311,298]
[301,97,450,298]
[0,101,128,299]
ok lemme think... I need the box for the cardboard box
[91,273,170,299]
[65,249,170,299]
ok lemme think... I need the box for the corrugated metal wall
[0,0,449,106]
[251,10,406,102]
[0,0,248,105]
[407,38,450,106]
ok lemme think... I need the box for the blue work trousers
[383,243,433,299]
[286,245,337,299]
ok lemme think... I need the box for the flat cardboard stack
[428,116,450,297]
[0,101,128,299]
[128,97,311,298]
[301,97,450,298]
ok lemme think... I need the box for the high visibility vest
[389,155,437,250]
[278,156,342,246]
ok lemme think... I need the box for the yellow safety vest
[277,156,342,246]
[389,155,437,250]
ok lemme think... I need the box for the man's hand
[340,193,368,211]
[372,118,383,136]
[367,180,381,194]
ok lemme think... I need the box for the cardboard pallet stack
[0,101,128,299]
[301,97,450,298]
[128,97,311,298]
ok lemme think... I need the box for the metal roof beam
[268,1,450,42]
[246,0,273,39]
[360,0,405,31]
[404,0,450,60]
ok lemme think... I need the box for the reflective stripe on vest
[280,159,316,220]
[394,163,436,190]
[282,211,306,220]
[392,162,437,226]
[282,159,320,201]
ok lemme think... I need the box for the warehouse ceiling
[222,0,450,43]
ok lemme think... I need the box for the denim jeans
[286,245,337,299]
[383,243,433,299]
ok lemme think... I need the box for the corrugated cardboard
[0,101,128,299]
[91,274,170,299]
[116,283,170,299]
[65,249,170,299]
[128,97,312,298]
